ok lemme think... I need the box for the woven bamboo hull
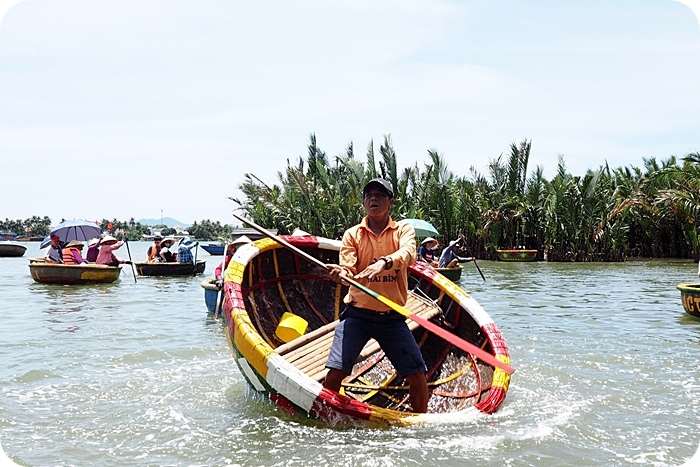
[222,235,511,426]
[677,283,700,318]
[29,262,122,284]
[134,260,206,276]
[0,242,27,257]
[496,249,538,262]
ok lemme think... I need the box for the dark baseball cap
[362,178,394,198]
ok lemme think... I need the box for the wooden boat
[29,260,122,285]
[496,249,538,262]
[222,235,511,426]
[436,265,462,282]
[201,277,223,313]
[0,241,27,257]
[134,260,206,276]
[201,244,224,256]
[677,283,700,318]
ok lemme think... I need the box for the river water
[1,242,699,466]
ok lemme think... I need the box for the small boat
[0,231,18,241]
[0,241,27,257]
[436,265,462,282]
[677,283,700,318]
[222,234,511,427]
[29,260,122,285]
[496,249,538,262]
[201,277,223,313]
[201,244,225,256]
[134,260,206,276]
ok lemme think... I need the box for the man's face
[50,238,60,247]
[362,189,394,217]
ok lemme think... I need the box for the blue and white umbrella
[47,219,102,245]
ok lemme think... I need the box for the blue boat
[201,277,223,313]
[201,244,224,256]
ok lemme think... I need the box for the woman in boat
[438,235,473,268]
[62,240,88,264]
[417,237,439,267]
[324,178,429,413]
[214,235,252,289]
[96,235,130,267]
[177,237,200,264]
[86,238,100,263]
[158,237,177,262]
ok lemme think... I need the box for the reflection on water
[1,244,699,466]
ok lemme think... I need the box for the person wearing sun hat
[177,237,200,264]
[158,237,177,262]
[323,177,429,413]
[62,240,88,264]
[214,235,252,289]
[96,235,129,267]
[417,237,439,267]
[86,237,101,263]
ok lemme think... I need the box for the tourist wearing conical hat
[96,235,130,267]
[62,240,88,265]
[214,235,252,289]
[158,237,177,262]
[417,237,439,267]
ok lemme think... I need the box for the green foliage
[186,220,232,241]
[230,134,700,261]
[0,216,53,237]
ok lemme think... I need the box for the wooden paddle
[461,236,485,282]
[193,241,199,276]
[123,236,137,283]
[231,213,514,375]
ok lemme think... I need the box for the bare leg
[406,372,428,413]
[448,259,459,268]
[324,368,349,393]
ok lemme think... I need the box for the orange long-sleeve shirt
[339,217,416,311]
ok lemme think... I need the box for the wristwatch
[380,256,393,270]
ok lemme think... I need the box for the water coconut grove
[231,134,700,262]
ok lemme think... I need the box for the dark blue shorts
[325,304,427,378]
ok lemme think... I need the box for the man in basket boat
[325,178,429,413]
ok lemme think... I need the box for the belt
[353,306,392,315]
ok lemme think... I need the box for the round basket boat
[222,234,512,427]
[201,277,222,313]
[677,283,700,318]
[29,262,122,285]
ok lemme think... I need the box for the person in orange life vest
[417,237,439,267]
[214,235,252,289]
[96,235,130,267]
[146,235,163,262]
[324,178,429,413]
[158,237,177,262]
[45,234,64,263]
[62,240,88,264]
[86,238,100,263]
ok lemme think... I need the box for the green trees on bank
[0,216,53,237]
[1,217,233,242]
[232,134,700,262]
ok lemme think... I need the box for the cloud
[673,0,700,27]
[0,0,26,29]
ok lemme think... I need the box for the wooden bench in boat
[276,292,443,382]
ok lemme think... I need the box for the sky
[1,0,699,227]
